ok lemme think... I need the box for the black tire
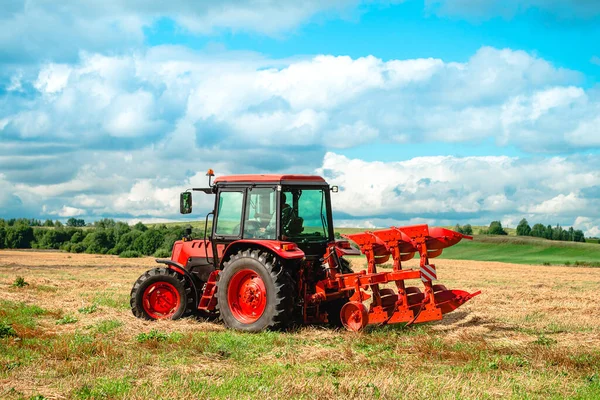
[130,267,195,320]
[216,249,295,332]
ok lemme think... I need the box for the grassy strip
[440,235,600,265]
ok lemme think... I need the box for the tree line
[0,216,590,256]
[455,219,587,242]
[515,218,585,242]
[0,218,199,258]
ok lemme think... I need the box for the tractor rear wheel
[130,267,195,320]
[216,249,295,332]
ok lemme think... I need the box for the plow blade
[434,289,482,315]
[329,224,480,331]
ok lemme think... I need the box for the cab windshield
[281,188,329,240]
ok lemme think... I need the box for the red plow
[311,224,480,331]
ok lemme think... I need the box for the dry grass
[1,250,599,399]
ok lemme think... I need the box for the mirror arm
[204,211,214,264]
[192,188,215,194]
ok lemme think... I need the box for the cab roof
[214,174,326,184]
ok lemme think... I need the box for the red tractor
[130,170,479,331]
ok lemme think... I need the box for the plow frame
[306,224,480,331]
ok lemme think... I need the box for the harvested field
[1,250,599,399]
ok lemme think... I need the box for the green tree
[70,231,85,243]
[530,223,545,238]
[43,219,54,227]
[112,230,143,254]
[82,230,114,254]
[38,230,61,249]
[135,229,164,256]
[573,230,585,242]
[54,220,63,228]
[487,221,507,235]
[94,218,116,229]
[0,227,5,249]
[516,218,531,236]
[66,218,86,227]
[133,222,148,232]
[4,225,35,248]
[461,224,473,235]
[551,224,563,241]
[545,225,553,240]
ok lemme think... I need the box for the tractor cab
[180,172,338,261]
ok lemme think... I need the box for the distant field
[441,235,600,266]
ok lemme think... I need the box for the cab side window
[244,188,276,239]
[215,191,244,236]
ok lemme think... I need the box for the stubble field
[1,250,599,399]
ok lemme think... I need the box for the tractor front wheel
[216,250,295,332]
[130,267,195,320]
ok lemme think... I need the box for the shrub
[37,229,62,249]
[70,231,84,243]
[70,243,86,253]
[0,322,17,338]
[137,229,164,256]
[153,248,171,258]
[113,230,143,254]
[119,250,142,258]
[12,276,29,288]
[83,229,114,254]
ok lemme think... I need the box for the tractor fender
[155,259,200,300]
[220,240,305,268]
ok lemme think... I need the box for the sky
[1,0,599,236]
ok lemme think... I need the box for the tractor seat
[287,216,304,236]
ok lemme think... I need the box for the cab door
[212,188,246,263]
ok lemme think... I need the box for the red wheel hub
[227,269,267,323]
[142,282,181,319]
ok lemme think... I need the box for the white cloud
[319,152,600,235]
[0,0,364,66]
[1,46,599,233]
[34,64,72,94]
[55,206,85,217]
[5,46,596,153]
[526,193,587,214]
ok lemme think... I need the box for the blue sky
[1,0,599,236]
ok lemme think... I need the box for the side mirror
[180,192,192,214]
[331,186,339,193]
